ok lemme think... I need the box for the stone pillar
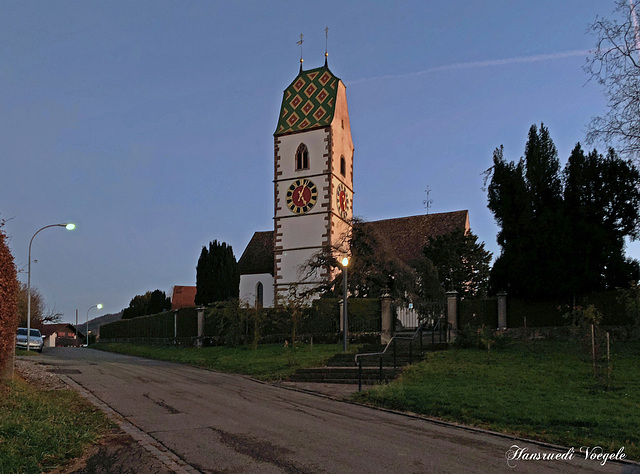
[446,290,458,331]
[497,291,507,329]
[380,293,393,344]
[196,307,205,348]
[173,310,178,344]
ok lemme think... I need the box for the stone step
[288,367,400,384]
[325,343,448,367]
[326,356,422,367]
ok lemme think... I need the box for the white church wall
[276,128,328,180]
[278,213,327,249]
[330,82,354,186]
[277,247,323,287]
[239,273,274,308]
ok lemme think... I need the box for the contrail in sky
[347,50,590,85]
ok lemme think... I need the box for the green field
[353,339,640,460]
[96,342,352,380]
[0,378,113,474]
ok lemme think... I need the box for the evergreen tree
[121,289,171,319]
[195,240,240,305]
[423,230,492,298]
[487,124,640,299]
[147,289,171,314]
[564,144,640,293]
[487,124,568,297]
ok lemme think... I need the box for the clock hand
[298,189,307,205]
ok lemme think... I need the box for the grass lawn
[353,339,640,460]
[95,342,352,381]
[15,349,40,357]
[0,377,113,474]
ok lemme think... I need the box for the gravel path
[15,357,69,390]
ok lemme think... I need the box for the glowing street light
[26,223,75,351]
[86,304,103,347]
[342,257,349,352]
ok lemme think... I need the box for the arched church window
[256,282,264,308]
[296,143,309,170]
[340,156,346,177]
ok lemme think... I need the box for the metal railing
[353,319,452,391]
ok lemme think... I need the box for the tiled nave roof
[238,211,470,275]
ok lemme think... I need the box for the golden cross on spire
[325,27,329,58]
[297,33,304,67]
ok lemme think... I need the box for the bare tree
[586,0,640,158]
[16,282,62,328]
[299,218,428,303]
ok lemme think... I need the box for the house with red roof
[41,323,79,348]
[171,285,197,309]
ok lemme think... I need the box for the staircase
[288,327,450,386]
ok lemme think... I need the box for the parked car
[16,328,44,353]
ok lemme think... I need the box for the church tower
[273,60,354,301]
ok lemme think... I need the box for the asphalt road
[41,347,633,474]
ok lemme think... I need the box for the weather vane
[423,186,433,214]
[297,33,304,69]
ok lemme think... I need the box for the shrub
[0,223,18,381]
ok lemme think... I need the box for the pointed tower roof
[275,65,341,136]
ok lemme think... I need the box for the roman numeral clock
[273,62,354,301]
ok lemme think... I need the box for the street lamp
[342,257,349,352]
[26,223,75,351]
[86,304,103,347]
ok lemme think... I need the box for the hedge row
[458,289,634,328]
[100,298,381,344]
[100,307,198,340]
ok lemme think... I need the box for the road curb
[59,374,201,474]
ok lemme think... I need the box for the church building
[238,55,469,308]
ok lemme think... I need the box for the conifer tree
[486,124,640,299]
[423,230,492,298]
[121,289,171,319]
[195,240,240,305]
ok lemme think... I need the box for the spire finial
[324,27,329,66]
[297,33,304,72]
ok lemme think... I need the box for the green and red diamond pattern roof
[275,65,339,136]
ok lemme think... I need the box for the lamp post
[86,304,103,347]
[26,223,75,351]
[342,257,349,352]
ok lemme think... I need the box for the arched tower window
[340,156,346,177]
[296,143,309,170]
[256,282,264,308]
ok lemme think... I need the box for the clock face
[286,179,318,214]
[336,183,350,219]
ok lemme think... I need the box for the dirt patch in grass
[51,431,172,474]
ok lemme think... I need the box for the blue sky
[1,1,628,322]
